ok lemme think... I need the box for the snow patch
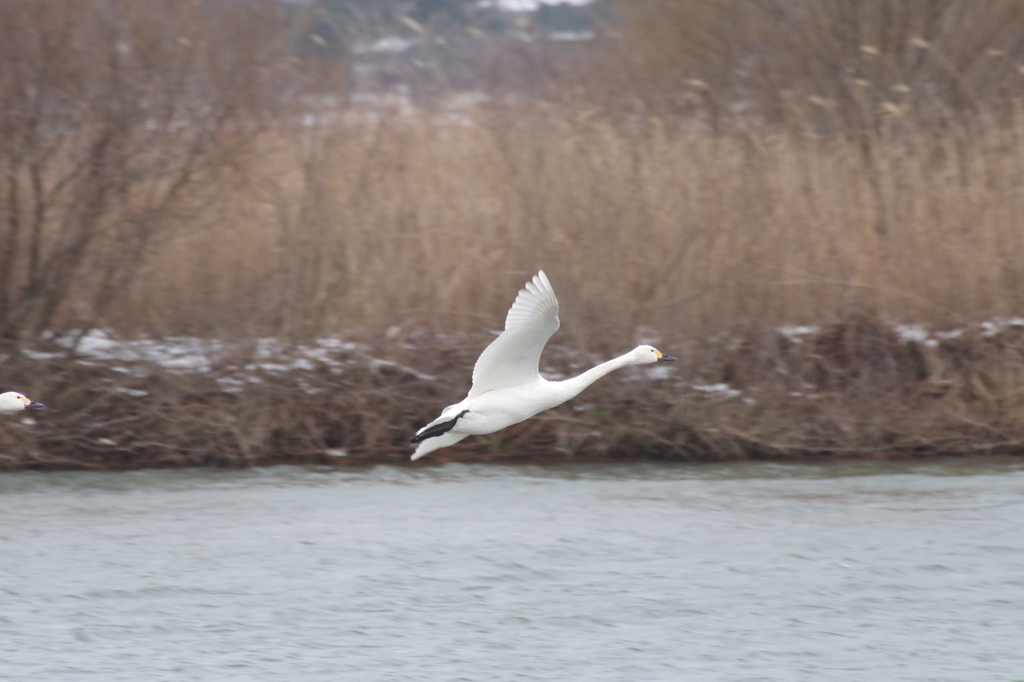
[643,365,674,380]
[688,383,742,400]
[778,326,820,344]
[894,324,933,345]
[980,317,1024,337]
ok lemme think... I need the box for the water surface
[2,459,1023,681]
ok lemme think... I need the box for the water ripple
[2,458,1023,681]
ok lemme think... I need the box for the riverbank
[5,2,1024,471]
[4,319,1024,471]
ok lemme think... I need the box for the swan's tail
[410,409,469,443]
[411,432,468,461]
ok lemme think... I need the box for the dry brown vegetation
[3,0,1024,469]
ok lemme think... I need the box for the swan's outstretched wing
[468,271,560,398]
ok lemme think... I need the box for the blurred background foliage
[5,0,1024,465]
[3,0,1024,344]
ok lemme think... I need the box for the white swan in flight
[0,392,45,413]
[411,270,675,460]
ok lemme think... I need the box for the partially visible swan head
[0,391,45,413]
[631,345,676,365]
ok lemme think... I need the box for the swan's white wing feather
[469,270,560,397]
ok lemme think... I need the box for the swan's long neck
[554,352,638,402]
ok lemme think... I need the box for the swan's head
[0,391,45,413]
[631,345,676,365]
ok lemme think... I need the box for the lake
[2,459,1023,681]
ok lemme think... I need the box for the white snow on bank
[71,331,223,372]
[980,317,1024,337]
[31,330,436,382]
[778,326,820,344]
[36,330,353,374]
[643,365,674,381]
[894,323,933,346]
[19,315,1024,384]
[776,317,1024,349]
[687,383,742,400]
[484,0,592,10]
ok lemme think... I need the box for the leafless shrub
[582,0,1024,131]
[0,0,297,341]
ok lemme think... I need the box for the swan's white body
[411,271,674,460]
[0,391,45,413]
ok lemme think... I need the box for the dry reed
[120,108,1024,347]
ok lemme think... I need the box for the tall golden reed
[121,106,1024,358]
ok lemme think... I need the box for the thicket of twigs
[3,0,1024,469]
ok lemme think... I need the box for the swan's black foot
[410,410,470,443]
